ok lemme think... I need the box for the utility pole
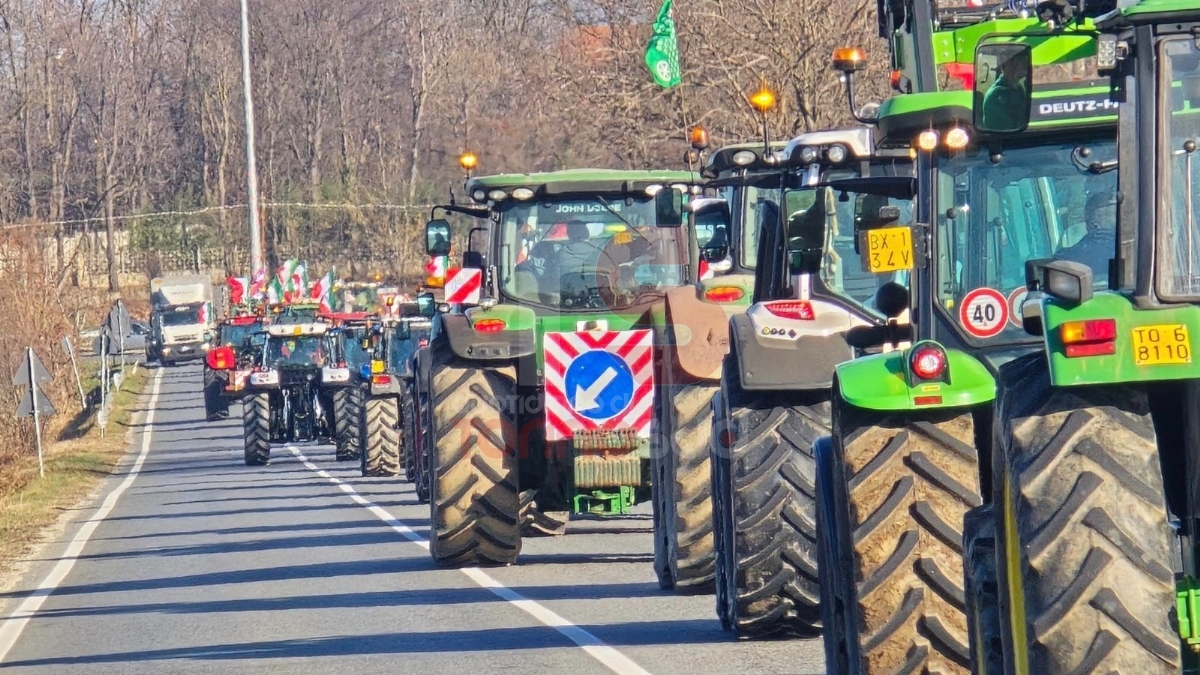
[240,0,264,278]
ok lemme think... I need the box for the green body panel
[1177,576,1200,669]
[468,168,699,195]
[937,18,1097,66]
[699,273,754,308]
[1105,0,1200,24]
[834,343,996,411]
[1040,292,1200,386]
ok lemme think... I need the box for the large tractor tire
[830,394,980,675]
[242,392,271,466]
[653,378,718,593]
[333,387,362,461]
[814,436,851,675]
[401,387,417,482]
[712,370,827,637]
[993,353,1178,674]
[428,356,521,566]
[963,505,1003,675]
[203,370,228,422]
[414,385,432,504]
[360,396,400,477]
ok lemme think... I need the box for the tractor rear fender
[729,312,853,391]
[834,344,995,411]
[662,286,730,385]
[444,309,536,361]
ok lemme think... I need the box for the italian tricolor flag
[310,271,335,312]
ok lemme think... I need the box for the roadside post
[61,336,86,411]
[15,347,56,478]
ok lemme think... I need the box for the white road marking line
[0,369,164,663]
[287,446,652,675]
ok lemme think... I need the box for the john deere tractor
[240,321,337,465]
[413,168,719,566]
[813,2,1122,672]
[651,140,791,593]
[709,127,915,638]
[964,1,1200,672]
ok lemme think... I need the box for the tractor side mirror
[973,42,1032,134]
[426,219,452,256]
[655,188,685,228]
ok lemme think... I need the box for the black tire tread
[996,353,1179,674]
[724,400,828,637]
[242,392,271,466]
[835,402,980,675]
[428,356,520,566]
[361,396,400,477]
[334,387,362,461]
[665,382,719,592]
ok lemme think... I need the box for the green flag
[644,0,681,89]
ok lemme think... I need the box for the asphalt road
[0,364,825,674]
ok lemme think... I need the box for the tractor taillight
[764,301,815,320]
[910,346,947,380]
[704,286,744,303]
[1059,319,1117,358]
[372,374,392,386]
[474,318,506,333]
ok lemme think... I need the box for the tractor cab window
[341,331,372,369]
[219,322,260,347]
[781,171,912,316]
[388,325,429,369]
[266,336,329,368]
[740,184,781,270]
[1158,38,1200,300]
[935,138,1116,341]
[500,197,687,311]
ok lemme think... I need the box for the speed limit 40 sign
[959,287,1009,339]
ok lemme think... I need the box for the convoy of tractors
[188,0,1200,671]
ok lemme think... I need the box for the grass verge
[0,361,151,574]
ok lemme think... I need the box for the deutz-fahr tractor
[359,300,433,478]
[413,168,717,566]
[241,322,337,465]
[650,138,792,593]
[710,127,914,638]
[967,1,1200,672]
[203,314,265,421]
[323,312,373,462]
[812,2,1122,672]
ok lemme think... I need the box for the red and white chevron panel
[444,268,482,304]
[544,329,654,442]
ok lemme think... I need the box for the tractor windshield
[500,197,687,311]
[782,171,913,315]
[1157,38,1200,300]
[388,325,428,370]
[935,137,1117,341]
[341,331,372,369]
[266,335,329,369]
[162,307,201,326]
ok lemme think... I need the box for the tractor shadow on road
[0,618,739,668]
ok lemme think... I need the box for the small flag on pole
[644,0,681,89]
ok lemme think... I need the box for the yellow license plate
[862,226,914,274]
[1132,324,1192,365]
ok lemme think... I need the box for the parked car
[92,321,150,355]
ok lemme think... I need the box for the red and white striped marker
[544,329,654,442]
[444,268,482,305]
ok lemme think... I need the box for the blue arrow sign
[564,350,634,420]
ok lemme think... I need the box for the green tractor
[976,1,1200,672]
[414,169,722,566]
[710,127,915,638]
[814,2,1121,672]
[651,140,791,593]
